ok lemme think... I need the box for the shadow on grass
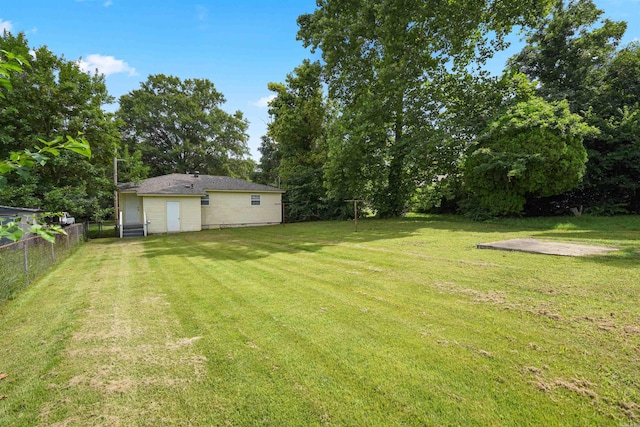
[573,246,640,269]
[138,219,430,263]
[87,215,640,266]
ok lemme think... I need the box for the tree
[298,0,555,217]
[508,0,626,113]
[463,97,593,216]
[578,42,640,213]
[0,32,117,220]
[0,49,91,242]
[0,49,26,97]
[252,135,280,187]
[267,60,342,221]
[508,1,640,214]
[118,74,252,179]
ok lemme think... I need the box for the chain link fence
[0,223,85,302]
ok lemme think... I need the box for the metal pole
[114,156,119,225]
[353,200,358,232]
[345,200,363,232]
[23,241,29,285]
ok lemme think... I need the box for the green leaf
[38,137,63,147]
[40,147,60,156]
[0,78,11,91]
[29,152,49,166]
[61,136,92,158]
[0,222,24,242]
[0,161,15,174]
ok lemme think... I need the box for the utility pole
[113,157,124,225]
[345,200,364,232]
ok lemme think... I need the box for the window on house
[201,195,210,206]
[251,194,261,206]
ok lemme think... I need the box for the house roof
[119,173,284,195]
[0,205,42,216]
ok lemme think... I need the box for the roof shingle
[119,174,284,195]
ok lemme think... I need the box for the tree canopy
[508,0,626,112]
[0,45,92,242]
[0,32,118,220]
[464,97,593,216]
[508,0,639,215]
[117,74,253,179]
[297,0,555,217]
[266,60,344,221]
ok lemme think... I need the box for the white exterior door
[166,201,180,232]
[125,196,140,224]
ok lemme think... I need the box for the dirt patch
[535,309,563,321]
[165,336,203,350]
[478,238,618,257]
[533,376,599,400]
[623,325,640,335]
[619,401,640,420]
[432,282,514,308]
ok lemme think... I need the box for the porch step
[121,223,145,238]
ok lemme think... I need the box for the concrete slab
[477,238,618,257]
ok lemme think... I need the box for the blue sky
[2,0,639,159]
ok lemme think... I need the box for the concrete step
[121,223,145,238]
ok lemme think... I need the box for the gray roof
[119,174,284,195]
[0,205,42,216]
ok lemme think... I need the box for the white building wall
[142,196,202,234]
[202,191,282,228]
[180,197,202,232]
[143,197,166,234]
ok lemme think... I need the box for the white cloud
[0,19,13,33]
[104,0,113,7]
[78,54,137,76]
[251,95,276,108]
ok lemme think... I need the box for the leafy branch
[0,51,92,243]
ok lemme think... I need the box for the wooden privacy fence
[0,223,85,301]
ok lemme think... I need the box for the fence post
[23,241,29,285]
[51,241,55,262]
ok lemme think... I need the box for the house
[117,173,285,236]
[0,205,42,246]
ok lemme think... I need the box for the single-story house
[118,173,285,235]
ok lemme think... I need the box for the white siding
[202,191,282,228]
[144,197,166,234]
[180,197,201,232]
[143,196,202,234]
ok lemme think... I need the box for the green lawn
[1,215,639,426]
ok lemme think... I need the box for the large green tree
[463,97,593,216]
[118,74,252,179]
[0,32,118,220]
[267,60,342,221]
[509,0,640,214]
[252,135,280,187]
[0,47,92,242]
[579,42,640,213]
[298,0,554,217]
[508,0,626,113]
